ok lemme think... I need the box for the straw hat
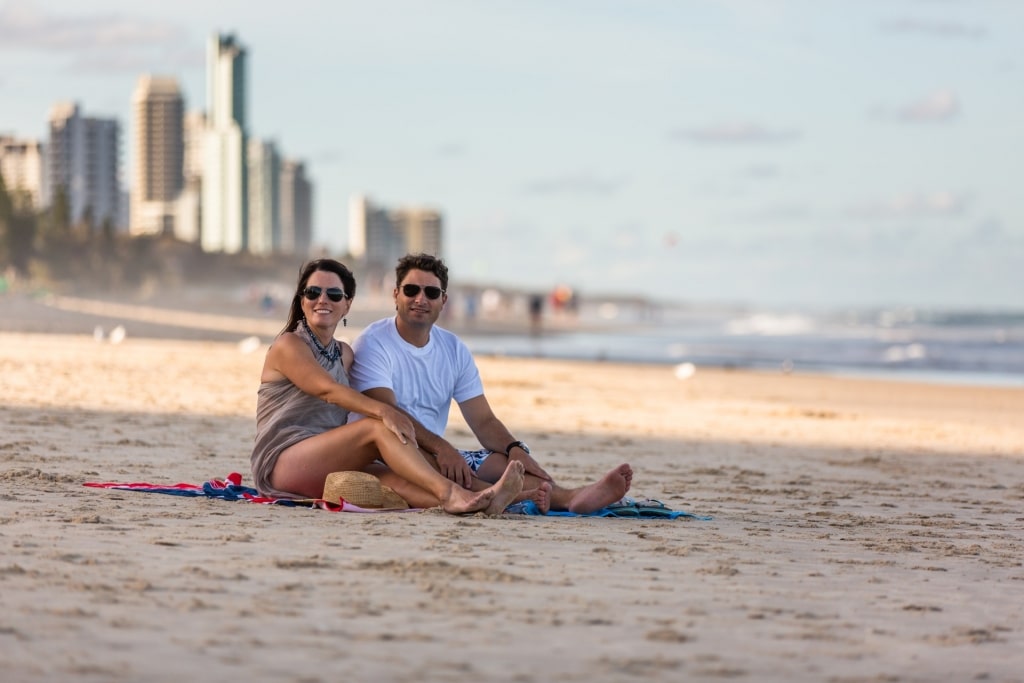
[322,471,409,510]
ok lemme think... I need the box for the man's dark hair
[395,253,448,292]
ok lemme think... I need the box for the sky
[1,0,1022,311]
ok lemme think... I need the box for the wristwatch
[505,440,530,456]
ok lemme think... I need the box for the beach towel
[504,498,712,520]
[83,472,419,514]
[83,473,711,519]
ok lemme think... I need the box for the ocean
[458,303,1024,389]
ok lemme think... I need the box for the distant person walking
[528,293,544,336]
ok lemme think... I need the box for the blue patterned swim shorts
[458,448,495,472]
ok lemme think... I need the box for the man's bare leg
[560,464,633,514]
[476,454,633,514]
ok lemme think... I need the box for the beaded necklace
[301,318,341,364]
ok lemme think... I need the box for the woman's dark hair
[282,259,356,334]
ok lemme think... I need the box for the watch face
[519,441,531,454]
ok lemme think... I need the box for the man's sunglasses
[401,284,444,300]
[303,286,348,302]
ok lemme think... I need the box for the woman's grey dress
[251,326,349,498]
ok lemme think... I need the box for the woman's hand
[380,405,417,448]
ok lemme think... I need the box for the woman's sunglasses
[303,286,348,302]
[401,284,444,300]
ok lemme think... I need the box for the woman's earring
[343,318,347,327]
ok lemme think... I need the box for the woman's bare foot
[441,485,494,514]
[567,463,633,514]
[484,460,526,515]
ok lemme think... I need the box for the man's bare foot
[484,460,526,515]
[514,481,552,514]
[567,463,633,514]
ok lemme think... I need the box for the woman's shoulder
[340,339,355,366]
[272,329,306,348]
[266,329,311,362]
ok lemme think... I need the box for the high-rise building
[201,33,248,253]
[176,111,206,243]
[0,135,46,211]
[247,138,279,255]
[280,160,313,257]
[396,208,442,256]
[130,75,184,236]
[47,102,121,231]
[348,194,443,267]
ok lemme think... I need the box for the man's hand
[433,444,473,488]
[509,448,552,482]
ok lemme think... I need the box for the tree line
[0,170,307,293]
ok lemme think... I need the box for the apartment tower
[280,159,313,257]
[47,102,121,231]
[130,75,184,236]
[0,136,46,211]
[247,137,279,255]
[201,33,248,253]
[348,194,443,267]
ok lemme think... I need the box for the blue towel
[503,499,712,520]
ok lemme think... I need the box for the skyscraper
[396,208,442,256]
[280,160,313,257]
[130,75,184,236]
[47,102,121,231]
[176,111,206,243]
[0,135,46,211]
[247,137,279,255]
[201,33,248,253]
[348,194,443,267]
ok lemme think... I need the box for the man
[350,253,633,514]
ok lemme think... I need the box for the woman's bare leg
[374,462,544,514]
[271,419,522,514]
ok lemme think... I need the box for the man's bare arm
[458,395,552,481]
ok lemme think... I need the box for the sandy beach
[1,294,1023,682]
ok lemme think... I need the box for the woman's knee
[353,417,391,445]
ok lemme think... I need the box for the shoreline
[4,290,1019,390]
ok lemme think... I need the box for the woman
[251,258,524,514]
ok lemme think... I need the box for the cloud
[0,4,194,73]
[968,217,1019,246]
[870,89,960,123]
[900,89,960,122]
[741,164,781,179]
[670,122,801,144]
[845,191,969,220]
[880,18,987,40]
[522,172,626,197]
[434,142,468,159]
[311,149,344,165]
[0,5,186,50]
[738,203,812,224]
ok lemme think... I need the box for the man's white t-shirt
[349,317,484,436]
